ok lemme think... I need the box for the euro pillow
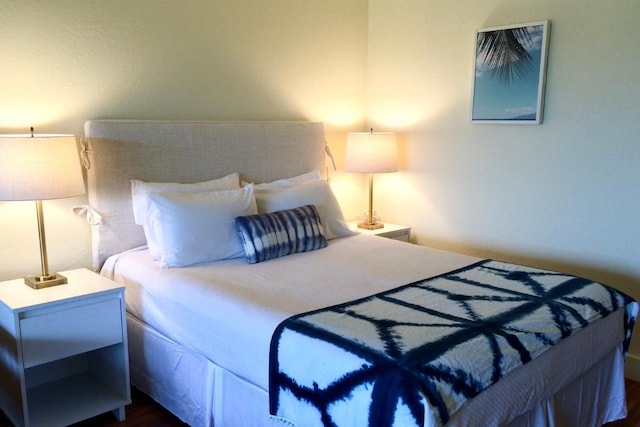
[144,185,257,268]
[254,179,355,240]
[249,170,321,190]
[131,173,240,257]
[235,204,327,264]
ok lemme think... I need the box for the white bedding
[104,233,628,426]
[105,233,479,391]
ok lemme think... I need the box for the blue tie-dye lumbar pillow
[235,204,328,264]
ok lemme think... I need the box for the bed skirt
[126,311,627,427]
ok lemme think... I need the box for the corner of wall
[625,353,640,382]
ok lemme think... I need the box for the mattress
[104,233,629,425]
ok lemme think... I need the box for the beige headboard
[84,120,326,270]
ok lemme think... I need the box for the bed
[82,119,637,427]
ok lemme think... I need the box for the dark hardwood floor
[0,380,638,426]
[605,379,640,427]
[0,388,186,427]
[71,388,187,427]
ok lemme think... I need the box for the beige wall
[0,0,369,280]
[366,0,640,372]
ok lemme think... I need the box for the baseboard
[625,353,640,381]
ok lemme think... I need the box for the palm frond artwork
[471,21,550,124]
[476,27,534,85]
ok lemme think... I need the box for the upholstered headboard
[84,120,327,270]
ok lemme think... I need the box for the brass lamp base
[24,273,68,289]
[357,222,384,230]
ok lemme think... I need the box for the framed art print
[471,20,550,124]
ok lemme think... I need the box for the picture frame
[471,20,550,124]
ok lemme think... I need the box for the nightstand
[349,221,411,242]
[0,269,130,427]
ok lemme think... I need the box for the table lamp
[0,133,86,289]
[344,129,398,230]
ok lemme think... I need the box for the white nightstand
[349,221,411,242]
[0,269,130,427]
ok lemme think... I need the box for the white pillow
[144,185,257,268]
[247,170,322,190]
[131,173,240,257]
[132,173,240,225]
[254,180,355,240]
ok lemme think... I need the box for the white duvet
[104,234,628,426]
[104,234,479,391]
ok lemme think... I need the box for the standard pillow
[131,172,240,225]
[131,172,240,257]
[144,185,257,268]
[235,204,327,264]
[246,170,322,190]
[253,179,355,240]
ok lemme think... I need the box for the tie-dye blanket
[269,260,637,427]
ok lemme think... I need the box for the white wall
[366,0,640,374]
[0,0,369,280]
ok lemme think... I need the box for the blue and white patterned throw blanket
[269,260,638,427]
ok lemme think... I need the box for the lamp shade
[0,135,85,201]
[344,131,398,173]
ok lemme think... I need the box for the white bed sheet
[104,234,628,426]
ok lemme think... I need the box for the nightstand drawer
[20,298,123,368]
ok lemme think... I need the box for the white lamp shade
[344,131,398,173]
[0,135,86,201]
